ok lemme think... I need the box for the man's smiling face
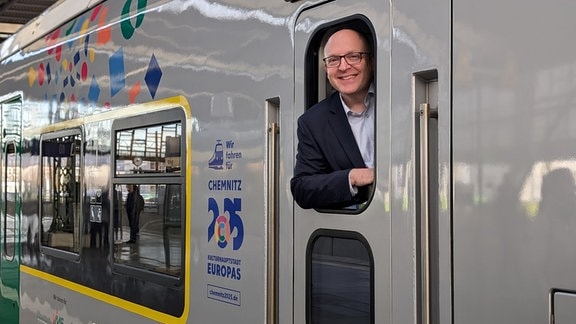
[323,29,373,105]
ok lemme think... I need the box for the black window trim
[304,15,377,214]
[306,228,375,324]
[38,127,83,262]
[3,140,17,260]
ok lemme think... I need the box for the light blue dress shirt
[340,84,375,195]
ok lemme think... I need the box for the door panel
[391,1,451,323]
[0,97,21,324]
[293,0,452,322]
[293,2,391,323]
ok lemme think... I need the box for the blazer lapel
[327,93,366,168]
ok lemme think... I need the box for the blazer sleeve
[291,110,362,209]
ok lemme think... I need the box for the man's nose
[338,56,350,70]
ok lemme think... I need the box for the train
[0,0,575,323]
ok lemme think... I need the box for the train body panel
[453,0,576,323]
[0,0,575,323]
[1,0,297,322]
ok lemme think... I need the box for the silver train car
[0,0,575,323]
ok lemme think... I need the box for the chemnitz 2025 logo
[208,197,244,250]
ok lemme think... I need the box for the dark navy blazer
[291,92,369,209]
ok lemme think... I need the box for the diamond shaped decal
[88,75,100,103]
[145,54,162,99]
[74,51,80,66]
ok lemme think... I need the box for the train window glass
[113,183,182,277]
[3,99,21,137]
[40,131,82,254]
[115,122,182,175]
[3,142,17,259]
[111,108,186,284]
[308,232,374,324]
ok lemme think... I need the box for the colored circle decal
[215,215,230,245]
[121,0,147,40]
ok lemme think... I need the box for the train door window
[112,108,185,285]
[2,97,21,260]
[302,18,376,212]
[3,142,17,259]
[307,230,374,323]
[306,19,375,112]
[40,129,82,257]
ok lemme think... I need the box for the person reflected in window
[291,27,375,209]
[126,184,144,243]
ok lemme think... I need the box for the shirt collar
[341,83,375,116]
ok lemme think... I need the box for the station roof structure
[0,0,58,43]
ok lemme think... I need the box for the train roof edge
[0,0,104,62]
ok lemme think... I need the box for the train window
[113,183,182,277]
[112,108,185,284]
[307,230,374,324]
[115,123,182,175]
[40,129,82,255]
[3,142,17,260]
[305,18,375,107]
[300,17,376,212]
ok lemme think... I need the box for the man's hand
[349,168,374,187]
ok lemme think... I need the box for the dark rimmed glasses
[323,52,370,68]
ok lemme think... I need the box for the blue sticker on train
[208,197,244,250]
[208,139,242,170]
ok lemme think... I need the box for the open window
[304,17,375,108]
[304,17,377,213]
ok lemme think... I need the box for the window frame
[304,16,377,214]
[39,127,84,261]
[306,228,375,324]
[3,140,17,260]
[111,107,186,287]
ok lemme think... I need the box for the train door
[292,3,391,323]
[293,0,452,323]
[0,95,21,324]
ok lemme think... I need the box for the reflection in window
[113,183,182,277]
[309,234,373,324]
[4,142,17,259]
[112,113,185,279]
[115,122,182,175]
[40,131,82,254]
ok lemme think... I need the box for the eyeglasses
[323,52,370,68]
